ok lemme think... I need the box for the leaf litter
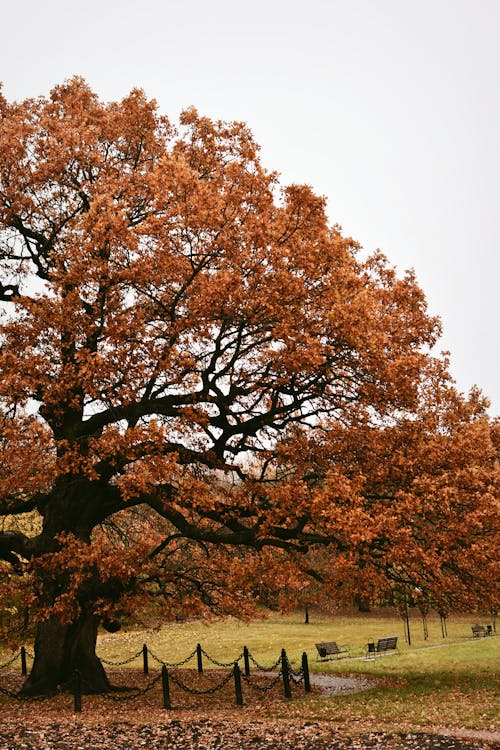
[0,668,497,749]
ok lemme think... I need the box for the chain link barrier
[98,644,282,673]
[200,646,244,668]
[73,671,162,702]
[242,670,283,692]
[1,643,305,709]
[0,684,18,698]
[0,649,41,702]
[99,648,144,667]
[289,669,304,684]
[0,684,48,702]
[147,645,198,668]
[247,652,282,672]
[285,657,304,683]
[168,668,234,695]
[0,652,21,670]
[99,673,163,702]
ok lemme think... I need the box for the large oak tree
[0,79,493,695]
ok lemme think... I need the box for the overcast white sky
[1,0,498,415]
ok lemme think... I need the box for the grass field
[93,608,499,732]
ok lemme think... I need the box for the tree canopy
[0,79,497,694]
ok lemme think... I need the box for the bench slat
[472,625,489,638]
[376,636,398,651]
[366,636,398,657]
[315,641,350,659]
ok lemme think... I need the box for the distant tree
[0,79,489,695]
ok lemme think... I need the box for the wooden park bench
[366,636,398,658]
[315,641,350,660]
[471,624,492,638]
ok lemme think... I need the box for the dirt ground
[1,668,498,749]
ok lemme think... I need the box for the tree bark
[17,476,119,695]
[20,613,111,695]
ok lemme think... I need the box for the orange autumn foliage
[0,78,497,692]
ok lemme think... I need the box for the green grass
[2,608,497,731]
[94,608,499,731]
[97,608,496,669]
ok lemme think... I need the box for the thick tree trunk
[20,613,111,695]
[18,476,120,696]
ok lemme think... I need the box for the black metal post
[405,611,411,646]
[403,589,411,646]
[162,665,171,709]
[281,648,292,699]
[243,646,250,676]
[233,662,243,706]
[301,651,311,693]
[142,644,149,674]
[196,643,203,673]
[20,646,27,676]
[73,669,82,713]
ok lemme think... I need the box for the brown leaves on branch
[0,78,497,691]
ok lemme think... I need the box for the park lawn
[2,608,497,733]
[96,607,496,667]
[93,608,499,732]
[272,648,498,732]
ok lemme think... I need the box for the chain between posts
[1,644,309,709]
[0,647,33,676]
[0,651,21,670]
[168,669,234,695]
[147,645,198,668]
[74,670,163,705]
[242,671,283,692]
[200,646,245,668]
[101,672,163,702]
[247,652,282,672]
[99,648,144,667]
[98,644,282,673]
[285,656,304,683]
[0,684,19,698]
[0,684,47,702]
